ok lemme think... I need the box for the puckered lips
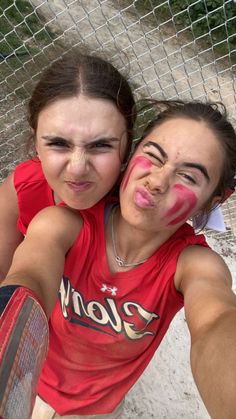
[134,186,155,209]
[65,180,94,192]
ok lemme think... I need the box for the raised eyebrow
[144,141,168,159]
[182,162,210,182]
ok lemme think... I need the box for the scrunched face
[35,94,128,209]
[120,117,223,233]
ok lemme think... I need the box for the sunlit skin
[36,95,128,209]
[121,156,152,191]
[119,118,223,237]
[121,156,197,225]
[164,184,197,225]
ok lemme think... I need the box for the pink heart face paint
[164,184,197,225]
[121,155,152,191]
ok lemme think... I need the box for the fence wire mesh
[0,0,236,239]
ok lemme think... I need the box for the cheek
[96,154,122,180]
[121,156,152,190]
[35,136,44,157]
[40,154,66,179]
[119,132,128,160]
[164,184,198,226]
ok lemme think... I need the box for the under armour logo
[100,283,117,296]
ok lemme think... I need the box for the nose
[67,148,90,176]
[147,166,171,194]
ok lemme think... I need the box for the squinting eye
[46,139,69,148]
[145,151,163,165]
[95,143,112,148]
[89,142,113,150]
[179,173,196,184]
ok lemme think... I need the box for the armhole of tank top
[104,203,119,225]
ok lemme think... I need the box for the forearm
[1,271,49,315]
[191,309,236,419]
[0,206,79,417]
[0,233,66,318]
[0,232,24,282]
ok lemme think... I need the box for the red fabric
[37,200,208,415]
[0,287,43,356]
[13,159,55,234]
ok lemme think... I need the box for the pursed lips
[134,186,155,209]
[65,180,94,192]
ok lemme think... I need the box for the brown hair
[27,49,136,162]
[136,99,236,208]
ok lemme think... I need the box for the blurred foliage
[0,0,55,57]
[121,0,236,63]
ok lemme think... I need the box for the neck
[106,205,177,272]
[53,191,62,205]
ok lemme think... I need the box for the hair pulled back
[28,49,136,162]
[137,99,236,203]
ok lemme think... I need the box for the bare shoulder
[176,244,232,290]
[175,245,235,337]
[0,173,23,279]
[27,206,83,252]
[31,205,82,226]
[0,172,18,214]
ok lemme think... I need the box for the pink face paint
[121,155,152,191]
[164,184,197,226]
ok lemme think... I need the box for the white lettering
[59,278,71,318]
[123,302,159,339]
[59,278,159,340]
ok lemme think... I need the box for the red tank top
[13,159,54,234]
[37,200,208,415]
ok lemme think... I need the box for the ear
[210,187,235,206]
[33,130,40,158]
[198,195,222,216]
[35,146,40,159]
[191,195,222,231]
[209,195,222,209]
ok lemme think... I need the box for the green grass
[0,0,65,101]
[118,0,236,66]
[0,0,55,58]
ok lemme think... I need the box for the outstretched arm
[1,205,82,316]
[0,174,24,280]
[176,246,236,419]
[0,206,82,418]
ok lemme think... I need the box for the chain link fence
[0,0,236,239]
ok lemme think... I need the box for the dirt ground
[123,236,236,418]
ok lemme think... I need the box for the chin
[121,207,144,226]
[62,199,91,210]
[75,202,95,210]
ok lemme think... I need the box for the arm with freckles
[176,246,236,419]
[0,174,24,280]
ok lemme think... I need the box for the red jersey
[13,159,54,234]
[37,200,208,415]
